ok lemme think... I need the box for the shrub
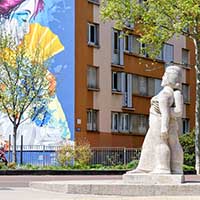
[7,162,16,169]
[74,139,92,167]
[0,162,7,169]
[56,142,74,167]
[179,130,195,168]
[126,160,139,169]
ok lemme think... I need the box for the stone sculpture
[130,65,184,174]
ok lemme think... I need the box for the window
[87,109,98,131]
[124,35,141,54]
[155,79,162,94]
[163,43,174,63]
[182,49,189,67]
[133,75,161,97]
[112,29,124,65]
[182,84,190,103]
[132,35,140,54]
[182,118,190,134]
[111,112,119,132]
[156,49,163,60]
[139,76,147,96]
[112,112,148,134]
[147,78,162,96]
[112,71,121,92]
[124,35,131,52]
[87,66,99,89]
[130,114,148,134]
[88,23,99,46]
[147,78,155,97]
[112,112,129,133]
[132,75,139,94]
[120,113,129,132]
[113,30,120,54]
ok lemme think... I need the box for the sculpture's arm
[159,91,171,139]
[170,90,183,118]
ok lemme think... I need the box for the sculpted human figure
[130,65,183,174]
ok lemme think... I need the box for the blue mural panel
[0,0,75,145]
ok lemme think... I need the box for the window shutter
[132,75,139,94]
[139,76,147,96]
[117,72,122,92]
[119,31,124,65]
[163,44,174,63]
[132,36,140,54]
[127,74,132,107]
[155,79,162,95]
[121,73,127,106]
[147,78,155,96]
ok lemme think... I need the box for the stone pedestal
[123,173,185,185]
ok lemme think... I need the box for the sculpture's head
[161,65,182,90]
[0,0,44,44]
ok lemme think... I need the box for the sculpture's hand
[161,131,168,140]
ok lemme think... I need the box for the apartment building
[75,0,196,148]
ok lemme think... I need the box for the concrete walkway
[1,188,200,200]
[1,175,200,199]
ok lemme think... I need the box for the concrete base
[123,173,185,185]
[30,180,200,196]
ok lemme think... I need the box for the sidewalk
[1,175,200,199]
[2,188,200,200]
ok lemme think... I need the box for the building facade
[75,0,196,148]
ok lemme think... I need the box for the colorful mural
[0,0,74,145]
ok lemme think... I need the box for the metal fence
[90,147,141,166]
[4,145,141,166]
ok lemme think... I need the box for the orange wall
[75,1,93,137]
[124,53,164,78]
[186,37,196,129]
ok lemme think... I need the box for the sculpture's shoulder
[159,87,173,99]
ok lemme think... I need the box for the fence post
[8,134,11,163]
[43,145,45,167]
[20,135,23,165]
[124,148,126,165]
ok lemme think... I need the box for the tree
[0,35,51,163]
[101,0,200,173]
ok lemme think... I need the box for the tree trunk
[194,39,200,174]
[12,125,17,163]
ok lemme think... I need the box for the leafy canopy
[101,0,200,58]
[0,34,51,128]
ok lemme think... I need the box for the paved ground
[0,174,199,187]
[0,175,200,199]
[0,175,122,187]
[1,188,200,200]
[0,188,200,200]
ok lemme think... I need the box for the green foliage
[0,37,50,127]
[101,0,200,59]
[56,142,74,167]
[183,164,195,171]
[7,162,16,169]
[0,162,8,169]
[74,140,93,167]
[57,139,92,168]
[179,130,195,167]
[126,160,139,169]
